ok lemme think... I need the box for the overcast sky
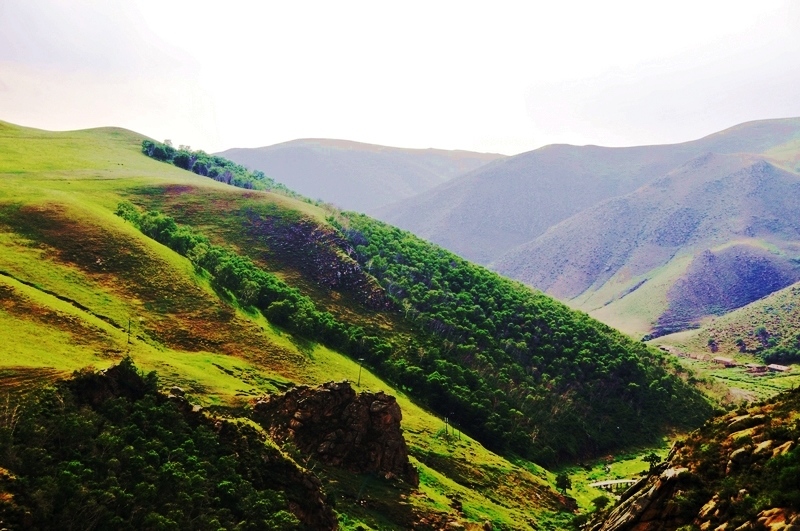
[1,1,799,155]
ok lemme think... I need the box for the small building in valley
[746,363,768,373]
[712,357,737,368]
[767,364,791,373]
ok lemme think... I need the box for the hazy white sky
[1,1,799,155]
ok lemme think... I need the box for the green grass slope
[128,140,712,467]
[0,121,572,529]
[660,281,800,359]
[0,121,714,528]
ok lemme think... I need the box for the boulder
[254,381,419,485]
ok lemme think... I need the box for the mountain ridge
[377,117,800,265]
[217,138,505,213]
[494,151,800,335]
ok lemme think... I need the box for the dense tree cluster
[118,199,712,464]
[115,202,393,367]
[331,214,713,463]
[0,360,302,530]
[759,334,800,365]
[141,140,303,199]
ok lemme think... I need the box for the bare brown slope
[494,153,800,334]
[218,139,504,213]
[378,118,800,265]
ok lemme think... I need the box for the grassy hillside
[0,121,573,529]
[0,121,713,528]
[649,281,800,404]
[218,139,505,213]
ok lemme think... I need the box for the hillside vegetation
[0,120,715,528]
[0,360,326,530]
[329,213,712,463]
[657,280,800,366]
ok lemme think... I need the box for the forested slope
[0,122,718,528]
[328,214,713,463]
[0,360,332,530]
[129,139,713,465]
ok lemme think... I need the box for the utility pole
[357,358,365,387]
[451,413,459,440]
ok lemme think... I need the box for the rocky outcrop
[589,452,694,531]
[592,388,800,531]
[246,213,392,310]
[253,381,419,486]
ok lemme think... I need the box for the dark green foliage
[141,140,304,199]
[592,495,610,511]
[115,203,386,370]
[330,213,713,464]
[642,452,663,472]
[116,200,712,466]
[555,472,572,494]
[0,359,301,530]
[759,333,800,364]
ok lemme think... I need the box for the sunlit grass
[0,120,577,529]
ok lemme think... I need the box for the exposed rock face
[253,381,419,486]
[592,388,800,531]
[589,454,693,531]
[246,213,392,310]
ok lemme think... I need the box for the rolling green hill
[655,279,800,377]
[0,121,712,528]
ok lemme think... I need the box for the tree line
[330,212,714,463]
[141,140,308,201]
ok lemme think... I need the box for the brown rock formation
[253,381,419,486]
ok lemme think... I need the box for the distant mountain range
[496,152,800,336]
[216,119,800,337]
[377,118,800,336]
[378,118,800,265]
[217,139,505,212]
